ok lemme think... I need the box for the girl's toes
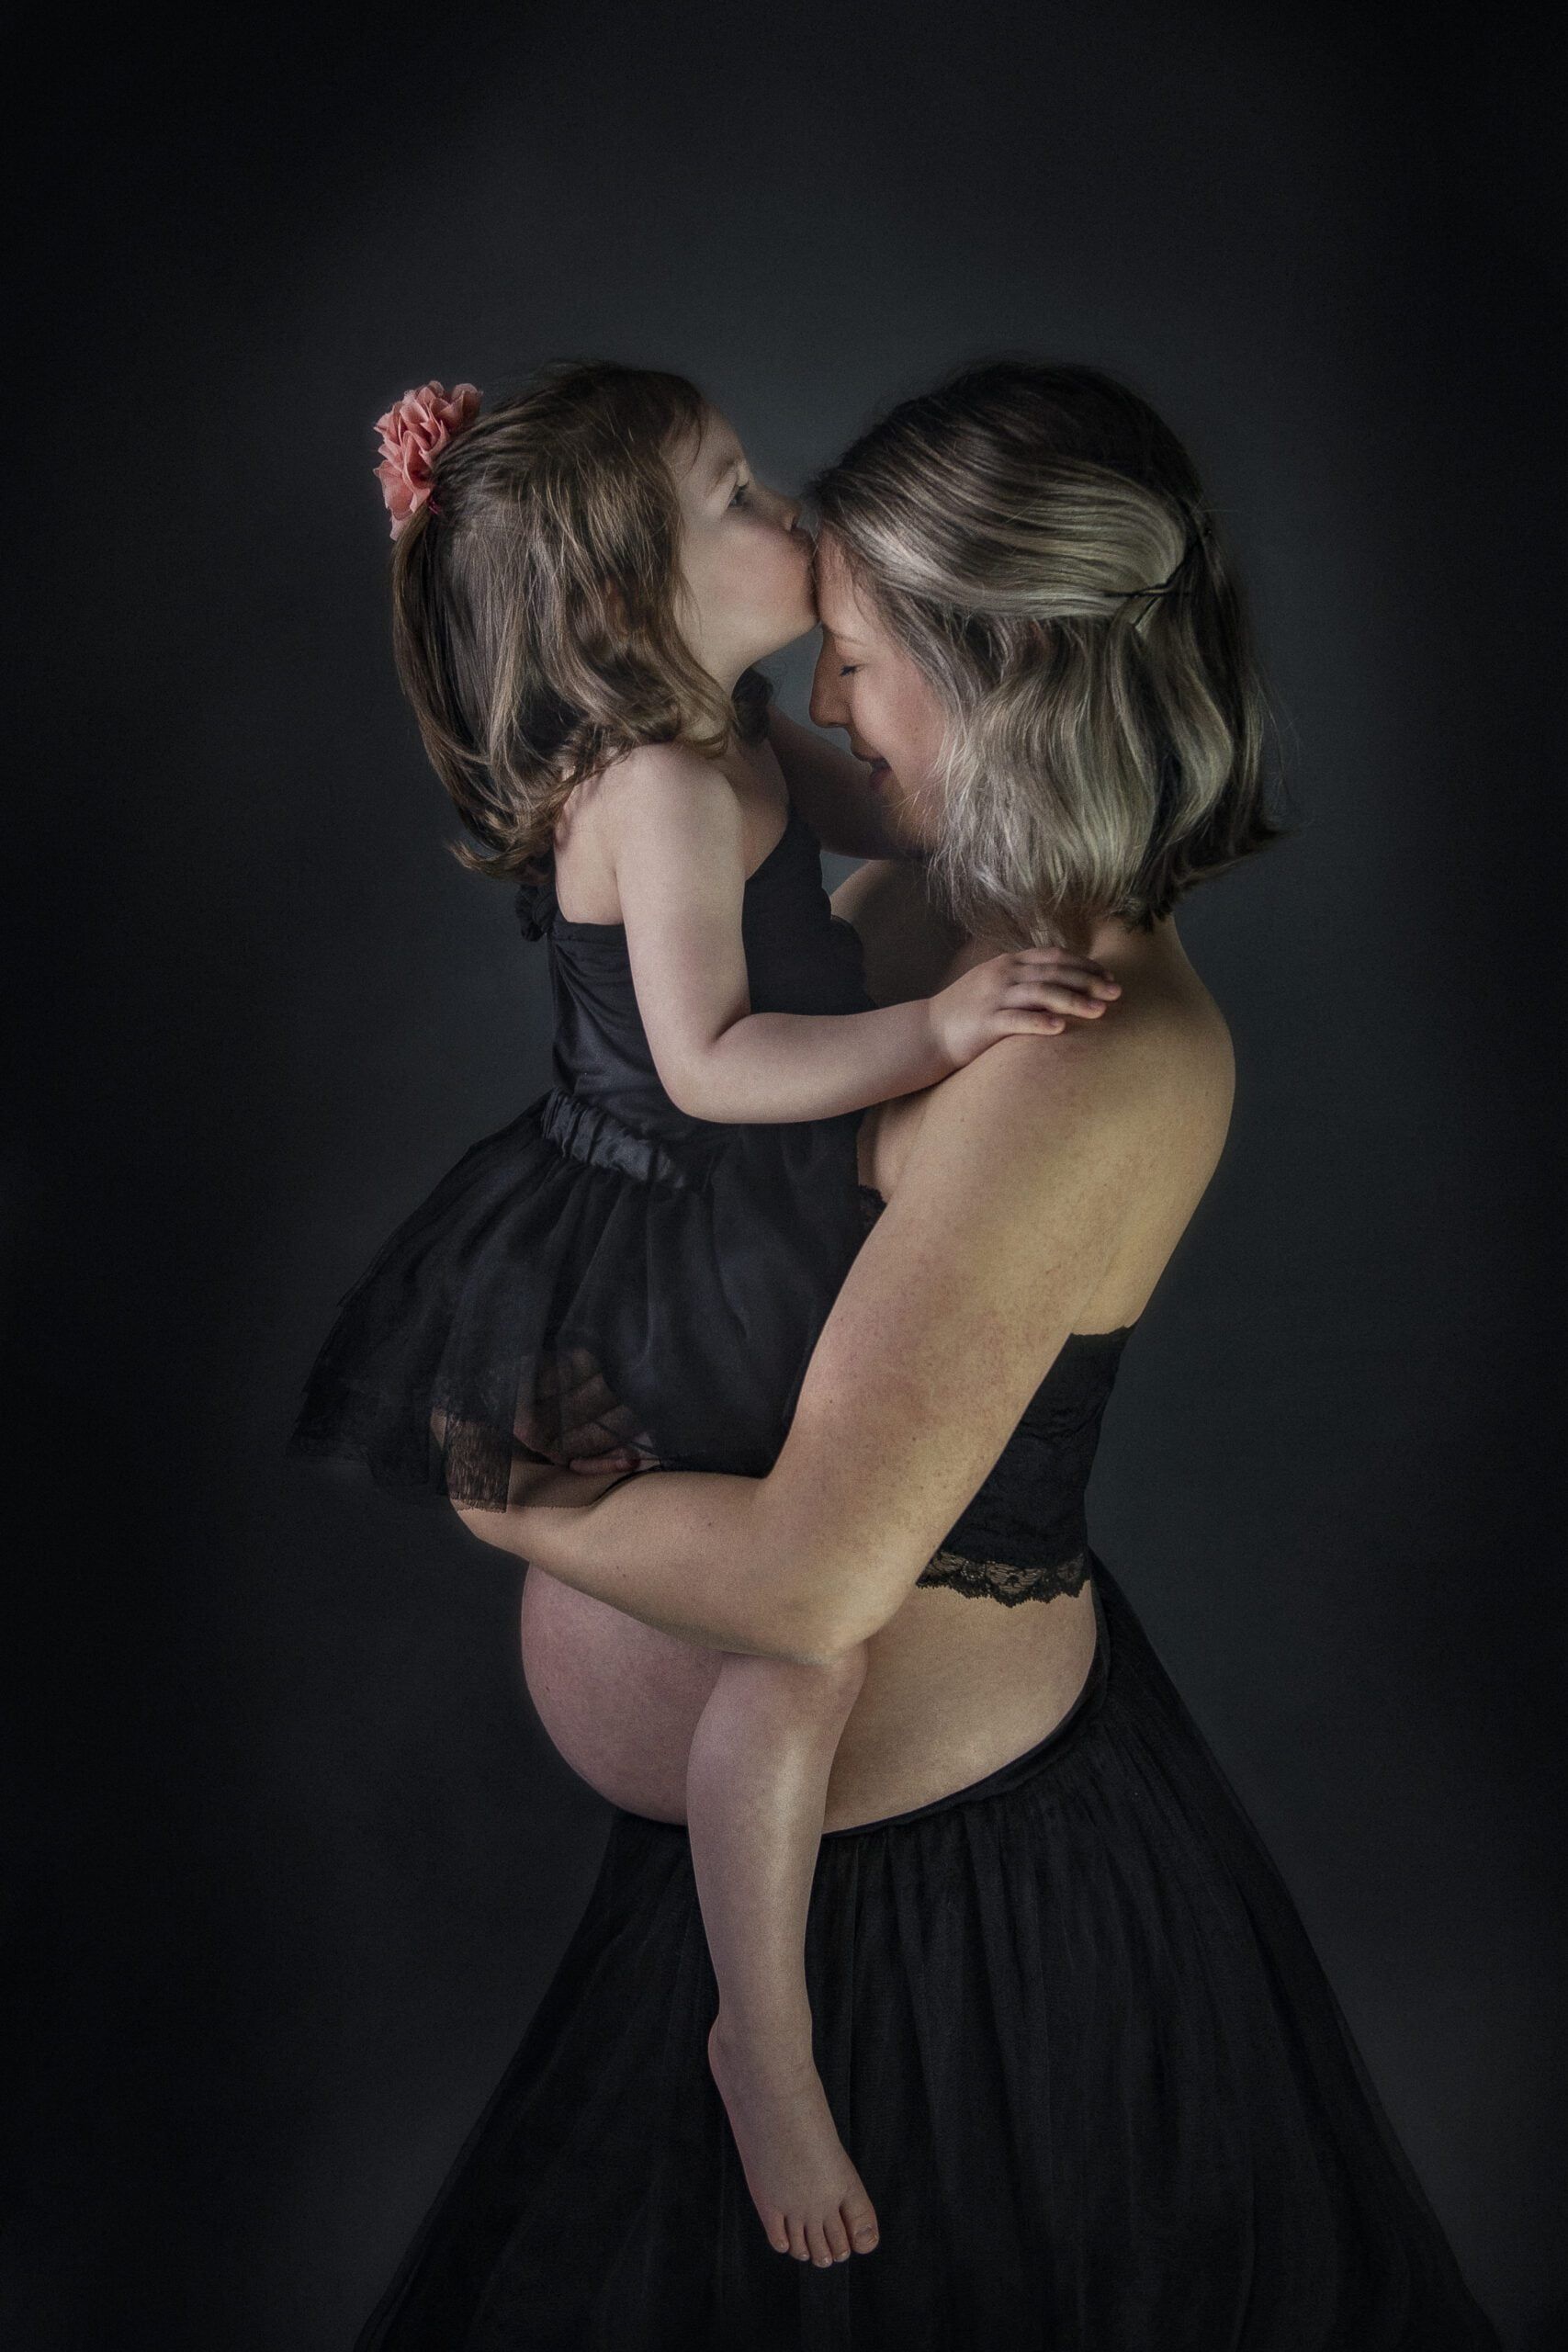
[805,2218,834,2267]
[787,2215,811,2262]
[765,2211,791,2256]
[845,2195,880,2254]
[821,2209,851,2262]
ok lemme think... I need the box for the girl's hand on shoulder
[927,949,1122,1071]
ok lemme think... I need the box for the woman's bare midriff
[521,1566,1101,1832]
[518,913,1227,1835]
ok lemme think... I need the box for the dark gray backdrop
[9,5,1562,2346]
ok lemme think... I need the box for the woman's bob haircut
[809,358,1292,943]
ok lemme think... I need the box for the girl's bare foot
[707,2016,880,2264]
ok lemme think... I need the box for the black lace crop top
[856,1184,1134,1605]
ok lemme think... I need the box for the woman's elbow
[745,1521,901,1665]
[736,1588,858,1668]
[785,1622,868,1668]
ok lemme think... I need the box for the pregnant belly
[519,1562,1100,1833]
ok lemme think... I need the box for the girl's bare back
[518,870,1235,1830]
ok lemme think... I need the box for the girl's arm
[457,1014,1175,1662]
[765,707,907,860]
[611,746,1119,1126]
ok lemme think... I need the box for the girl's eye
[728,480,752,508]
[838,663,860,677]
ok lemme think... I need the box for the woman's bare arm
[829,859,968,1009]
[458,1020,1179,1662]
[767,708,907,860]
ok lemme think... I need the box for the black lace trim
[914,1544,1091,1606]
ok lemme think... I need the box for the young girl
[288,361,1121,2267]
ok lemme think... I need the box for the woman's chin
[879,786,938,855]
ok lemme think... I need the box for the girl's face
[670,408,817,686]
[808,528,951,850]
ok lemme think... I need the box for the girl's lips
[866,757,890,789]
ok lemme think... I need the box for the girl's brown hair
[809,359,1292,943]
[387,359,771,880]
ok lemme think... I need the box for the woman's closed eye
[838,663,860,676]
[728,478,753,508]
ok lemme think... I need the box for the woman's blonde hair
[809,360,1292,941]
[388,359,771,880]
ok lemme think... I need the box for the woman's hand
[434,1375,652,1547]
[512,1344,662,1476]
[439,1351,660,1555]
[926,949,1121,1070]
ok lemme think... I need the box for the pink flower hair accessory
[373,379,481,539]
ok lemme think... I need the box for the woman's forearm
[765,707,906,862]
[465,1461,858,1665]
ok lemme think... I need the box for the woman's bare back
[519,873,1234,1831]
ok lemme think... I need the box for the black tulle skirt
[352,1559,1500,2351]
[288,1090,868,1510]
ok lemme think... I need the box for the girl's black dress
[293,809,1500,2349]
[288,804,874,1503]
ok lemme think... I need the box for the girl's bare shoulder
[554,744,762,922]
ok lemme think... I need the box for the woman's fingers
[521,1348,659,1466]
[559,1416,657,1463]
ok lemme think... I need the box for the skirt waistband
[820,1566,1111,1839]
[539,1086,721,1193]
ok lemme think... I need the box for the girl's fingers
[998,965,1119,999]
[1009,950,1121,989]
[1006,985,1111,1015]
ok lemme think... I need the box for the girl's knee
[782,1639,869,1713]
[822,1637,869,1701]
[719,1642,867,1718]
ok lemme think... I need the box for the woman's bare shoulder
[887,940,1235,1325]
[940,933,1226,1149]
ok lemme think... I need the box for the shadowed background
[7,4,1562,2345]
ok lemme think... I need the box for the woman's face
[669,406,817,685]
[808,529,951,850]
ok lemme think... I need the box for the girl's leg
[687,1645,883,2268]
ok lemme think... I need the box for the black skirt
[352,1560,1501,2351]
[287,1091,870,1509]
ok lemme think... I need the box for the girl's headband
[373,379,482,540]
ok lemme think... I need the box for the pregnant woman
[355,363,1501,2350]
